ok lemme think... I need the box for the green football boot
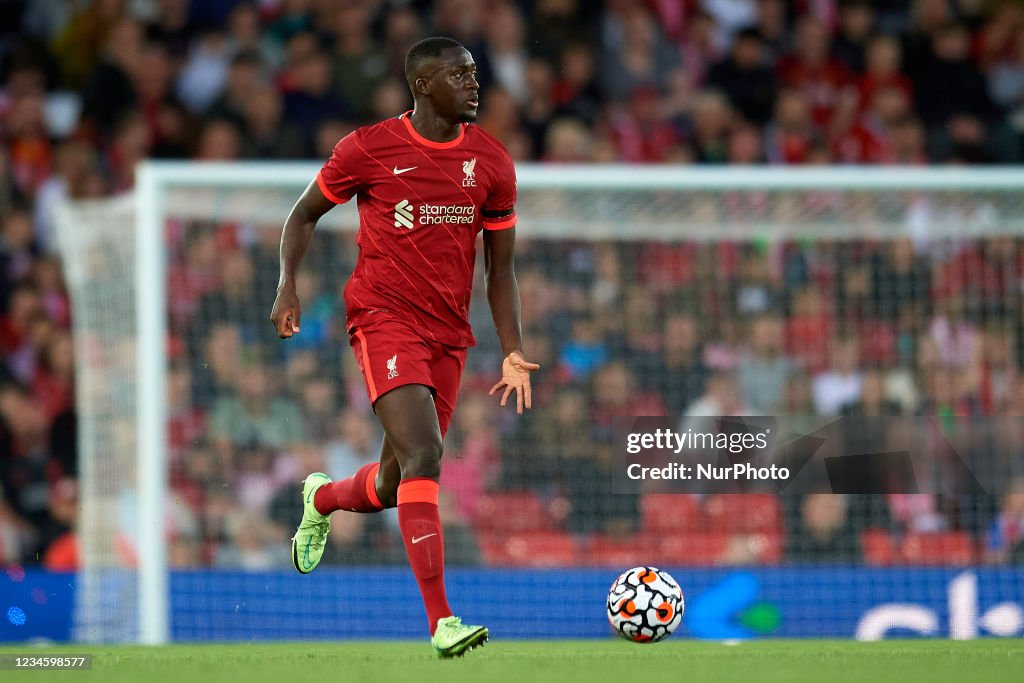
[431,616,489,658]
[291,472,332,574]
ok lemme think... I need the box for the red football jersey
[316,112,517,348]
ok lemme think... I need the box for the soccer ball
[606,566,684,643]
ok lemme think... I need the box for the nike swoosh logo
[303,541,314,570]
[393,166,417,175]
[411,533,437,544]
[305,474,329,504]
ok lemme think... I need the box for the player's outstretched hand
[270,286,302,338]
[489,351,540,415]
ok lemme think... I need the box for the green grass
[1,640,1022,683]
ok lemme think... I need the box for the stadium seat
[474,492,556,533]
[658,532,731,566]
[702,494,783,534]
[581,533,663,567]
[861,529,898,566]
[478,531,579,567]
[899,532,977,566]
[641,493,701,533]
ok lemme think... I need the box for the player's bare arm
[484,226,539,414]
[270,180,335,338]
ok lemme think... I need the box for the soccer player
[269,37,539,657]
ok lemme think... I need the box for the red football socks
[397,478,452,635]
[313,463,384,515]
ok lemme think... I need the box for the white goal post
[56,162,1024,644]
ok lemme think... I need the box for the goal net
[55,164,1024,643]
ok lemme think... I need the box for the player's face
[428,48,480,122]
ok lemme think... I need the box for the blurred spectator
[296,377,338,444]
[188,250,259,359]
[765,89,819,164]
[704,317,745,370]
[912,21,1000,130]
[857,35,914,115]
[0,383,60,559]
[592,361,664,431]
[982,326,1018,414]
[30,330,73,422]
[542,117,594,163]
[683,370,753,418]
[325,409,381,480]
[79,17,144,138]
[145,0,197,59]
[687,89,732,163]
[225,3,283,69]
[327,3,388,122]
[599,4,679,103]
[738,314,792,413]
[382,5,424,80]
[832,1,876,73]
[208,364,303,450]
[558,314,609,380]
[708,27,777,126]
[778,16,854,131]
[41,477,77,571]
[551,43,603,125]
[177,29,232,113]
[927,296,982,371]
[703,0,757,46]
[529,0,592,65]
[206,51,265,128]
[480,1,529,105]
[870,238,931,322]
[841,368,901,417]
[728,122,765,163]
[786,494,862,563]
[282,48,349,147]
[240,84,306,159]
[33,142,101,251]
[985,477,1024,564]
[786,285,835,372]
[641,312,709,417]
[51,0,127,89]
[2,206,39,288]
[441,394,502,520]
[754,0,787,60]
[812,334,863,415]
[777,371,817,415]
[195,118,241,160]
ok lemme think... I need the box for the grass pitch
[1,639,1021,683]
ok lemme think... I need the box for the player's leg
[374,436,401,508]
[291,435,399,573]
[374,383,487,656]
[373,384,447,623]
[310,448,389,515]
[291,323,408,574]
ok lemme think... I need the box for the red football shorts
[348,317,467,437]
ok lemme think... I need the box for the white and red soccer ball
[606,566,684,643]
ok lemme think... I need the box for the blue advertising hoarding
[2,567,1022,642]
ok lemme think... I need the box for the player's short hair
[405,36,465,85]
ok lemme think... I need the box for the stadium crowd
[4,0,1024,570]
